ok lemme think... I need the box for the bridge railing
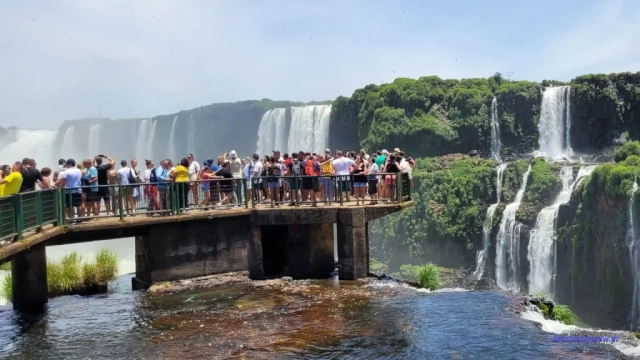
[61,178,249,221]
[0,189,61,243]
[249,172,411,207]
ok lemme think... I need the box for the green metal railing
[0,173,411,243]
[250,172,411,208]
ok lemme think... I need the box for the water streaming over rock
[256,108,288,155]
[134,119,155,162]
[527,165,596,297]
[168,116,178,161]
[474,163,507,279]
[628,177,639,330]
[60,125,81,160]
[0,129,59,167]
[495,165,531,291]
[287,105,331,153]
[187,114,195,155]
[88,124,101,156]
[538,86,572,159]
[490,97,502,162]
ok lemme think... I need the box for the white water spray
[474,163,507,279]
[490,97,502,162]
[628,178,640,330]
[187,114,195,156]
[0,129,59,167]
[527,165,596,296]
[168,116,178,161]
[287,105,331,153]
[88,124,101,157]
[256,108,287,155]
[538,86,572,159]
[495,165,531,291]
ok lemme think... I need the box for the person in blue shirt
[82,158,99,216]
[156,159,172,213]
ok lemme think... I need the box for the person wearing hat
[56,159,83,218]
[227,150,243,204]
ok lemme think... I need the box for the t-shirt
[117,167,132,185]
[229,158,243,179]
[60,168,82,193]
[215,168,234,188]
[143,169,152,183]
[20,167,42,192]
[375,155,386,167]
[188,161,201,181]
[96,164,112,185]
[368,163,379,179]
[332,157,355,176]
[173,165,189,182]
[251,161,263,178]
[84,166,99,192]
[3,172,23,196]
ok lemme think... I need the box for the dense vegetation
[329,72,640,157]
[1,249,119,301]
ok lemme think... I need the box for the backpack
[149,168,158,184]
[269,164,281,177]
[305,160,316,176]
[291,161,302,176]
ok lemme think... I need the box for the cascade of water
[474,163,508,279]
[147,119,157,160]
[564,88,573,156]
[88,124,101,157]
[0,129,59,167]
[495,165,531,291]
[287,105,332,153]
[538,86,571,160]
[490,97,502,162]
[168,116,178,161]
[187,114,195,156]
[527,165,596,296]
[256,108,287,155]
[629,178,640,330]
[134,119,152,162]
[60,125,80,161]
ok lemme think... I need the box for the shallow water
[0,275,632,359]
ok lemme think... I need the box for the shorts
[303,177,319,191]
[82,186,91,194]
[385,175,397,185]
[354,182,366,188]
[65,192,82,208]
[289,177,301,190]
[201,183,209,192]
[268,181,280,189]
[97,186,111,201]
[246,180,252,190]
[368,179,378,195]
[337,179,350,192]
[85,191,99,203]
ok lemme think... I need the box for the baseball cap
[325,148,331,153]
[394,148,401,152]
[230,150,237,156]
[382,149,389,155]
[204,158,213,164]
[66,158,76,166]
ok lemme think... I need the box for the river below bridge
[1,274,638,359]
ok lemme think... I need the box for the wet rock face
[474,278,498,291]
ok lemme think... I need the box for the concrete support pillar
[308,223,335,277]
[248,225,264,279]
[132,235,151,290]
[287,224,310,278]
[12,244,48,312]
[337,209,368,280]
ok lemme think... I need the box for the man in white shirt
[250,154,263,203]
[228,150,244,204]
[331,151,355,200]
[187,153,200,207]
[56,159,83,219]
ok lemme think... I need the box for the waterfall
[148,119,157,160]
[256,108,287,156]
[628,178,639,330]
[168,116,178,162]
[0,129,59,167]
[60,125,80,161]
[474,163,507,279]
[538,86,571,160]
[490,97,502,162]
[88,124,101,157]
[287,105,332,153]
[187,114,195,156]
[495,165,531,291]
[134,119,154,162]
[528,165,596,297]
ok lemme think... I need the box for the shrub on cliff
[614,141,640,163]
[417,263,440,290]
[517,157,562,225]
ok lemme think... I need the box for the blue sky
[1,0,639,129]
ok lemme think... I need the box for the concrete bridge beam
[11,244,48,312]
[336,208,369,280]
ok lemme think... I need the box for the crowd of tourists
[0,147,414,220]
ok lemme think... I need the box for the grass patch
[416,263,440,290]
[0,262,10,272]
[552,305,577,325]
[0,249,119,302]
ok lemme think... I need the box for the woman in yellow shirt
[170,158,190,210]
